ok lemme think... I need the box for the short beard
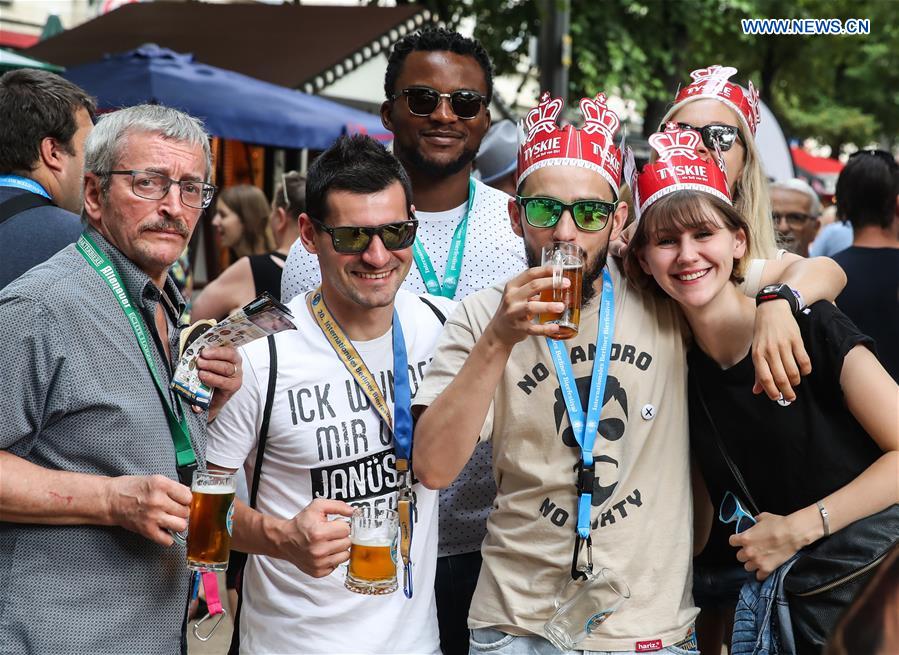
[403,146,478,179]
[524,239,609,305]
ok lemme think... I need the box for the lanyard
[411,177,476,299]
[76,232,197,474]
[0,175,52,200]
[309,288,415,597]
[546,268,615,579]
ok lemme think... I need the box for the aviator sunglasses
[517,196,618,232]
[663,122,745,153]
[393,86,487,120]
[719,491,757,534]
[311,217,418,254]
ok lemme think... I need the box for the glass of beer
[171,471,236,572]
[345,506,398,595]
[539,242,585,340]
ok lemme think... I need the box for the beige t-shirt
[414,260,698,650]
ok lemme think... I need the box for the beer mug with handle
[543,567,631,650]
[539,241,585,340]
[171,471,236,572]
[345,506,398,595]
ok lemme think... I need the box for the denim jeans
[469,628,700,655]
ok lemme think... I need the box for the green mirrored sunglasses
[517,196,617,232]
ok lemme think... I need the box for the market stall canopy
[790,145,844,196]
[0,48,64,73]
[26,2,430,94]
[64,45,389,150]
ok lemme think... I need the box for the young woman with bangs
[625,188,898,653]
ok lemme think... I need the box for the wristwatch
[756,284,804,315]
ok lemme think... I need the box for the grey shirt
[0,227,207,655]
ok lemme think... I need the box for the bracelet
[816,500,831,537]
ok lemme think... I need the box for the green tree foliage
[405,0,897,149]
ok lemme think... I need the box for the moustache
[142,219,189,238]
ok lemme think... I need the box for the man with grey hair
[0,104,242,654]
[770,178,822,256]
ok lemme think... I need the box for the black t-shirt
[832,246,899,383]
[689,301,881,520]
[248,251,287,300]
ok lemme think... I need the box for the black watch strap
[756,284,799,315]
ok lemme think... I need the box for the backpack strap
[249,334,278,507]
[418,295,447,325]
[0,192,53,226]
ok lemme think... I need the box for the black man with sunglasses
[207,135,452,654]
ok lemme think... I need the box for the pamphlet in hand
[171,292,296,408]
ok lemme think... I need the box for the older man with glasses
[770,178,822,256]
[0,104,241,654]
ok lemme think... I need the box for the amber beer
[539,243,585,340]
[345,507,398,595]
[185,472,236,572]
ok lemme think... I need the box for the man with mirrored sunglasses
[207,135,450,654]
[280,27,528,653]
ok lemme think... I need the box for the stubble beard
[402,144,478,179]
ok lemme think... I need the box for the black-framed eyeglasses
[311,217,418,254]
[719,491,757,534]
[772,211,814,227]
[664,122,745,153]
[849,149,898,170]
[99,170,216,209]
[516,195,617,232]
[392,86,487,120]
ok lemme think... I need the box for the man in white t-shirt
[412,94,847,654]
[281,27,527,654]
[208,135,449,654]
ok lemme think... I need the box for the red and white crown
[673,65,761,136]
[518,92,623,196]
[635,122,731,215]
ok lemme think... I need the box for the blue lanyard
[546,268,615,540]
[411,178,476,299]
[391,313,413,461]
[0,175,52,200]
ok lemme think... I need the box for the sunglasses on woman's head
[663,122,745,153]
[516,196,617,232]
[393,86,487,120]
[719,491,757,534]
[311,218,418,254]
[849,149,898,170]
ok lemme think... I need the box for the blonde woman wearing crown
[625,126,898,653]
[663,65,777,268]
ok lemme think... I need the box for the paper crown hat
[518,92,623,196]
[635,122,732,215]
[673,65,761,136]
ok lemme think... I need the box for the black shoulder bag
[227,334,277,655]
[692,375,899,647]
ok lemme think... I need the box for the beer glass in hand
[345,506,398,595]
[539,242,585,340]
[172,471,236,572]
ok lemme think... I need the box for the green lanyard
[76,232,196,470]
[411,177,476,299]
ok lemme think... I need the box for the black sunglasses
[311,217,418,254]
[719,491,757,534]
[849,149,898,170]
[516,196,617,232]
[664,122,745,153]
[393,86,487,120]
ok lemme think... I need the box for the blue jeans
[469,628,700,655]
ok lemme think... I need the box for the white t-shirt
[208,290,452,655]
[280,178,527,558]
[280,178,527,302]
